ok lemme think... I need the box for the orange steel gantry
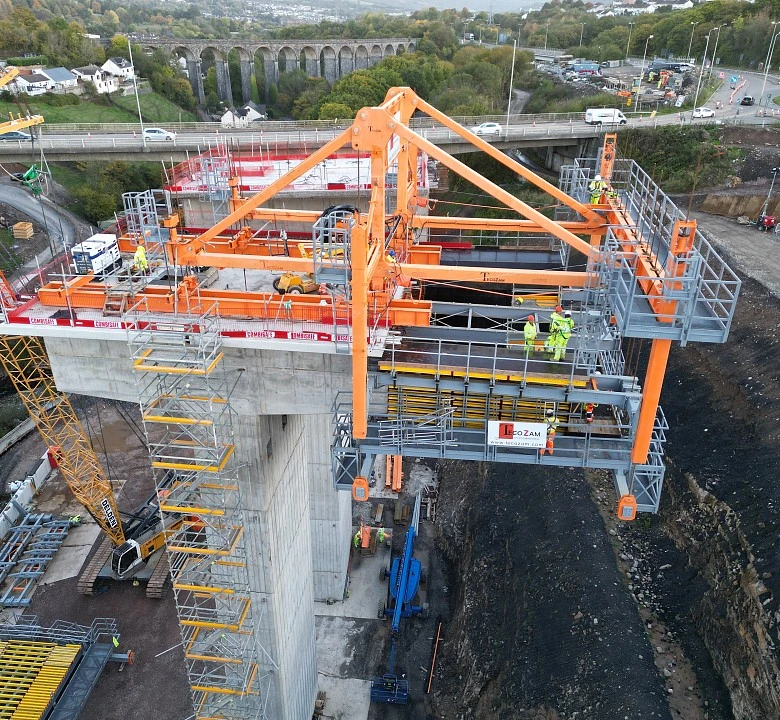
[18,87,740,517]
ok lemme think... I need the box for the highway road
[0,69,778,162]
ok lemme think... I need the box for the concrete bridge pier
[215,57,234,108]
[187,59,205,105]
[240,59,254,105]
[42,336,355,720]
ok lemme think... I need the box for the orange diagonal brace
[184,128,352,253]
[413,94,602,225]
[393,122,596,259]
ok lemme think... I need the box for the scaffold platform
[0,616,127,720]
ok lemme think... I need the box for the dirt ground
[0,399,193,720]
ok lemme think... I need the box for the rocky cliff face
[662,469,780,720]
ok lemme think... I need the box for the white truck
[584,108,627,125]
[71,233,122,276]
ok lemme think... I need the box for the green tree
[317,101,353,120]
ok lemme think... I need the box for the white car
[693,107,715,118]
[472,122,502,137]
[142,127,176,141]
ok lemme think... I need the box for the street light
[580,22,586,48]
[127,37,144,137]
[708,25,724,79]
[626,22,635,60]
[692,27,717,114]
[544,21,550,50]
[761,166,780,219]
[505,39,517,138]
[760,23,780,110]
[635,34,653,110]
[687,21,699,61]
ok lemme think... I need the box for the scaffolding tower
[125,298,274,720]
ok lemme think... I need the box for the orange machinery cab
[617,495,637,521]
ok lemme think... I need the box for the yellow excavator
[0,334,180,598]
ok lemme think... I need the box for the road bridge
[140,37,415,106]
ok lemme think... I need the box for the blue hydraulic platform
[371,492,426,704]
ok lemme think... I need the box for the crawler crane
[0,332,179,597]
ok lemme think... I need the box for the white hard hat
[595,174,602,181]
[545,408,554,416]
[564,310,572,317]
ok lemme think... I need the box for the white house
[101,57,135,81]
[12,73,52,96]
[40,67,78,90]
[72,65,118,94]
[220,104,266,127]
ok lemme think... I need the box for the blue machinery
[371,492,426,704]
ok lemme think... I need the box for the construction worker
[553,309,575,361]
[589,174,607,205]
[133,242,148,274]
[377,527,386,544]
[545,305,564,355]
[541,408,560,455]
[353,529,361,548]
[523,315,537,354]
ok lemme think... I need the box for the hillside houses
[7,59,134,96]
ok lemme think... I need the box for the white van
[584,108,627,125]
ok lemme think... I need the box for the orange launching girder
[164,87,607,440]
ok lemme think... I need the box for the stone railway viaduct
[142,38,416,108]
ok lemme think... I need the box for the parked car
[472,122,502,136]
[693,107,715,118]
[740,96,755,106]
[142,127,176,141]
[1,131,32,141]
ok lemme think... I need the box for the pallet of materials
[12,222,33,240]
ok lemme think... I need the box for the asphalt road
[0,67,778,160]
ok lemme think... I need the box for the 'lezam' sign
[486,420,546,448]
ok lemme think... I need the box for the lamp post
[708,25,724,79]
[505,39,517,138]
[580,22,586,48]
[127,37,144,137]
[761,166,780,218]
[626,22,635,59]
[544,21,550,50]
[692,28,715,114]
[635,34,653,111]
[760,23,780,110]
[687,21,699,62]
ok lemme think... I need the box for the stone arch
[355,44,369,71]
[384,43,394,58]
[278,46,299,74]
[407,41,416,53]
[254,47,271,103]
[229,46,254,105]
[320,46,337,84]
[395,43,406,55]
[200,46,232,108]
[300,45,318,77]
[338,46,354,77]
[171,46,204,105]
[370,44,383,66]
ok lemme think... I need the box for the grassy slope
[0,92,196,124]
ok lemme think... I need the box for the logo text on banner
[487,420,546,448]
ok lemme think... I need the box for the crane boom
[0,335,126,546]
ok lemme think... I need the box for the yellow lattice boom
[0,335,126,546]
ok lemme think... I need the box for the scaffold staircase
[125,299,275,720]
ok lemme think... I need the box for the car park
[142,127,177,141]
[693,107,715,118]
[472,122,502,136]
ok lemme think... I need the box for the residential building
[40,67,78,90]
[12,72,52,96]
[72,65,118,94]
[220,103,267,127]
[101,57,135,81]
